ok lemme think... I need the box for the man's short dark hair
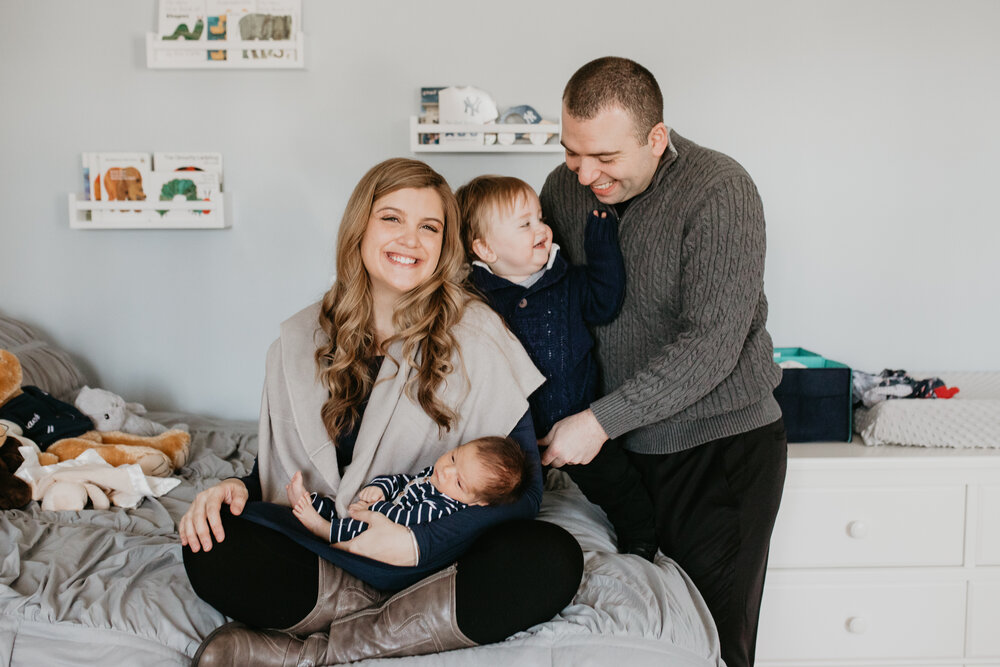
[563,56,664,144]
[468,436,532,505]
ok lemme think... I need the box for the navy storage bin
[773,348,853,442]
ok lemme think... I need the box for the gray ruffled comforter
[1,413,721,666]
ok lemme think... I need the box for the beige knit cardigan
[256,300,545,517]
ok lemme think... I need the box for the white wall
[1,0,997,421]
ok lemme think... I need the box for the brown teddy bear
[0,349,190,486]
[0,423,31,510]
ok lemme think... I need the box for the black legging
[183,511,583,644]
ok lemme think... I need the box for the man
[538,56,787,667]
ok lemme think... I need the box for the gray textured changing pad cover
[856,371,1000,448]
[1,413,721,666]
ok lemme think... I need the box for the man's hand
[333,505,417,566]
[538,409,609,467]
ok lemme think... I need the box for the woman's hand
[178,478,249,553]
[333,505,417,566]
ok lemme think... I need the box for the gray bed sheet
[1,413,721,666]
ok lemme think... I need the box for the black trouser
[183,514,583,645]
[628,418,787,667]
[562,436,656,545]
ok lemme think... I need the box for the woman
[179,158,583,666]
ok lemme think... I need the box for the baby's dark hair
[467,435,532,505]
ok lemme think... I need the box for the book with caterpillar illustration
[151,152,223,219]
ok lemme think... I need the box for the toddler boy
[456,175,658,559]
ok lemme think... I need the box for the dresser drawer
[756,580,966,661]
[768,485,966,567]
[977,485,1000,565]
[969,580,1000,657]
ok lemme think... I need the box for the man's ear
[471,238,497,264]
[648,121,670,158]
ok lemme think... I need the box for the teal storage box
[772,348,853,442]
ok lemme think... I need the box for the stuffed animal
[74,385,175,436]
[0,350,190,480]
[0,424,32,510]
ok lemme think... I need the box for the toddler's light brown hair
[455,175,538,263]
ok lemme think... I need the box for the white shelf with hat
[409,118,562,153]
[411,88,561,153]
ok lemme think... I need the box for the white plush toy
[74,386,180,437]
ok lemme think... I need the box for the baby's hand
[349,499,371,515]
[358,485,385,505]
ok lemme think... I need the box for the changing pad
[854,371,1000,448]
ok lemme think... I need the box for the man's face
[560,104,668,205]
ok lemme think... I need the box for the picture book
[205,0,254,61]
[157,0,208,65]
[92,153,153,222]
[147,170,222,220]
[153,152,224,190]
[81,153,95,201]
[238,0,300,61]
[418,87,445,145]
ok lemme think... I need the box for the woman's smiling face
[361,187,445,301]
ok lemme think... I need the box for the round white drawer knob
[846,616,869,634]
[847,520,868,539]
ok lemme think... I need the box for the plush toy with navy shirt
[456,175,659,560]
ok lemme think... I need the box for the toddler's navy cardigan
[470,211,626,436]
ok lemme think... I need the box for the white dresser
[756,442,1000,667]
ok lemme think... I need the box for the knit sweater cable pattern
[540,131,782,455]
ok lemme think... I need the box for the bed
[0,315,722,666]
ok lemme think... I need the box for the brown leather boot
[192,558,390,666]
[284,558,390,635]
[297,564,476,664]
[193,566,474,666]
[191,622,301,666]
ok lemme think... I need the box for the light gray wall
[2,0,997,421]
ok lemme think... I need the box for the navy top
[469,209,626,436]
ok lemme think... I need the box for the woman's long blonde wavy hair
[315,158,469,441]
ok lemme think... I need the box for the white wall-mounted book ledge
[146,33,304,69]
[409,117,563,153]
[68,193,231,229]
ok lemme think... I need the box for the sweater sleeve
[590,175,768,439]
[576,208,627,325]
[409,410,541,567]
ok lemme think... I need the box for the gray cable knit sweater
[539,130,782,455]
